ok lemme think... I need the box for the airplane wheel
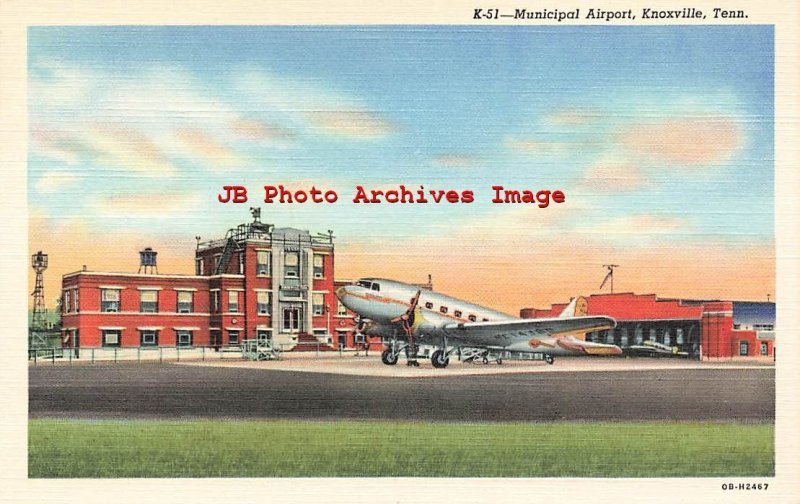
[431,350,449,368]
[544,354,554,365]
[497,358,503,365]
[381,349,398,365]
[482,356,489,365]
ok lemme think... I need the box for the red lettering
[385,190,399,203]
[430,190,446,203]
[461,190,474,203]
[552,190,565,203]
[353,185,371,203]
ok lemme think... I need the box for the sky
[28,26,774,313]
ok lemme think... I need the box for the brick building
[60,216,340,351]
[521,293,775,359]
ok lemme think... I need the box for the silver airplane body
[336,278,620,367]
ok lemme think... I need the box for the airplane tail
[558,296,589,318]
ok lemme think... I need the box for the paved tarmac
[29,360,774,422]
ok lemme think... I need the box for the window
[257,251,271,276]
[754,324,774,331]
[238,252,245,275]
[211,291,220,313]
[649,328,657,341]
[733,324,741,330]
[482,318,489,322]
[140,290,158,313]
[439,306,448,314]
[228,330,240,345]
[337,300,347,316]
[676,328,684,345]
[760,343,768,356]
[228,290,239,313]
[257,291,271,315]
[64,291,71,313]
[356,280,372,289]
[176,330,193,347]
[74,289,79,312]
[101,289,120,312]
[371,283,380,291]
[213,255,221,271]
[313,254,324,278]
[313,293,325,316]
[177,291,193,313]
[663,330,671,347]
[284,252,299,277]
[425,302,433,309]
[102,330,120,347]
[454,310,463,318]
[140,330,158,346]
[195,258,203,276]
[739,341,749,356]
[468,314,477,322]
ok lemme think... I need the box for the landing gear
[431,349,450,369]
[544,354,555,365]
[381,348,398,365]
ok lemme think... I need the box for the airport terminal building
[521,294,775,359]
[60,217,343,352]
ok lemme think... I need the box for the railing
[27,342,367,365]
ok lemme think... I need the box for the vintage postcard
[1,0,798,502]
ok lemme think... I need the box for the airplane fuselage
[336,278,616,356]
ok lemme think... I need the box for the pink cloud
[619,116,741,164]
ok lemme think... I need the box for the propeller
[391,290,421,336]
[391,290,422,364]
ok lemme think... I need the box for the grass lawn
[29,419,773,478]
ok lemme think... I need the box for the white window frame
[177,291,194,314]
[139,290,158,313]
[312,293,325,316]
[176,330,193,347]
[102,330,120,347]
[256,250,271,276]
[101,288,121,313]
[228,290,239,313]
[140,330,158,346]
[257,291,271,315]
[313,254,324,279]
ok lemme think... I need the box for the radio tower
[30,251,49,348]
[600,264,619,294]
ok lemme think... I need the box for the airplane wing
[440,315,616,349]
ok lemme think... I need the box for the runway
[29,358,774,422]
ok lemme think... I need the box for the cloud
[577,160,646,193]
[583,214,689,238]
[619,116,741,165]
[174,128,247,169]
[306,110,393,139]
[34,170,79,194]
[86,192,203,219]
[230,119,296,143]
[433,154,476,168]
[89,123,178,176]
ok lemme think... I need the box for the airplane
[335,278,621,368]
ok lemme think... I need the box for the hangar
[521,294,775,359]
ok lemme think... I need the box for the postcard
[1,0,798,503]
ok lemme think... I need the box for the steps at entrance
[291,332,336,352]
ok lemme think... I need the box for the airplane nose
[335,286,348,301]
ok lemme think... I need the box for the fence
[27,342,366,365]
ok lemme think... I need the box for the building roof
[526,293,704,321]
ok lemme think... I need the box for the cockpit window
[356,280,373,289]
[371,282,380,291]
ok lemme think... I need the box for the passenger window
[371,283,380,291]
[468,314,477,322]
[425,302,433,309]
[357,280,372,289]
[482,318,489,322]
[454,310,463,318]
[440,306,448,314]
